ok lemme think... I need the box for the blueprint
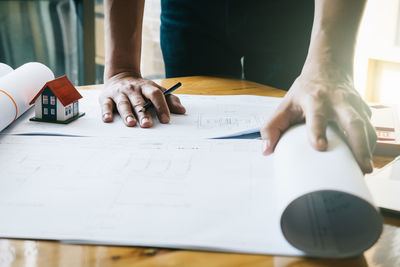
[3,91,281,139]
[0,125,382,258]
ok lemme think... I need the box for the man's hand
[261,0,373,172]
[99,72,186,127]
[261,67,377,173]
[102,0,186,127]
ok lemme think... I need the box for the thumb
[261,111,293,155]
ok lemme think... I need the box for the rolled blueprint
[0,62,54,132]
[0,63,13,78]
[275,125,382,258]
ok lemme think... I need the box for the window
[65,106,72,115]
[43,108,48,115]
[0,1,83,85]
[50,96,56,105]
[51,109,55,115]
[43,95,48,105]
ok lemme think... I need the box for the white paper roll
[0,63,13,78]
[274,124,382,258]
[0,62,54,132]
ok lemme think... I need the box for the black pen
[139,82,182,113]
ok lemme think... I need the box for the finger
[166,94,186,114]
[99,96,114,123]
[141,84,170,123]
[360,109,378,153]
[335,105,374,173]
[113,94,137,127]
[126,91,153,128]
[361,99,372,118]
[347,91,372,118]
[304,100,328,151]
[345,93,377,152]
[306,112,328,151]
[346,93,377,153]
[365,119,378,153]
[260,110,293,155]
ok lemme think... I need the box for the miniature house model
[29,75,84,124]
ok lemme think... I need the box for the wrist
[104,67,142,82]
[299,59,354,88]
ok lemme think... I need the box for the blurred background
[0,0,398,103]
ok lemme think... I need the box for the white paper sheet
[0,125,382,258]
[0,63,13,77]
[3,91,281,139]
[365,156,400,213]
[0,134,300,256]
[0,63,54,132]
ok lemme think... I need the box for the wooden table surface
[2,76,399,267]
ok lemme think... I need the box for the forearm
[104,0,145,80]
[304,0,366,75]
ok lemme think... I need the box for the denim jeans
[160,0,314,90]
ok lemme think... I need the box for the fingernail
[126,116,134,123]
[103,113,110,120]
[161,114,169,123]
[141,117,151,127]
[363,157,374,173]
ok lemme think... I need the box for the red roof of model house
[29,75,82,106]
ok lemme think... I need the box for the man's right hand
[99,72,186,128]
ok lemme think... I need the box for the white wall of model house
[34,97,74,121]
[34,98,42,119]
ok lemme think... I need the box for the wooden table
[2,76,399,266]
